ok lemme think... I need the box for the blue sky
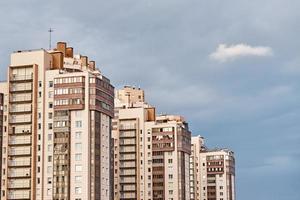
[0,1,299,199]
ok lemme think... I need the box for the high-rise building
[190,136,236,200]
[150,115,191,200]
[113,86,191,200]
[190,135,206,200]
[113,86,155,200]
[0,42,114,200]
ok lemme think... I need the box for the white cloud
[210,43,273,62]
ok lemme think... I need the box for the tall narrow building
[113,86,191,200]
[190,135,236,200]
[113,86,155,200]
[0,42,114,200]
[190,135,206,200]
[150,115,191,200]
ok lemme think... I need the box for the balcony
[10,84,32,92]
[10,105,32,113]
[53,126,70,133]
[54,137,69,144]
[10,95,32,103]
[8,136,31,145]
[9,127,32,135]
[7,190,30,199]
[119,124,137,131]
[8,159,31,167]
[8,169,31,178]
[8,179,31,189]
[10,74,33,82]
[9,115,32,124]
[8,148,31,156]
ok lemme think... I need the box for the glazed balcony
[7,190,30,199]
[8,136,31,145]
[9,115,32,124]
[10,84,32,92]
[7,168,31,178]
[8,148,31,156]
[8,159,31,167]
[10,95,32,103]
[7,179,31,189]
[10,74,33,82]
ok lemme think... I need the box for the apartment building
[0,88,5,194]
[113,86,191,200]
[150,115,191,200]
[190,136,235,200]
[190,135,206,200]
[113,86,155,200]
[0,42,114,200]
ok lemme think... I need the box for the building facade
[190,136,236,200]
[0,42,114,200]
[113,87,191,200]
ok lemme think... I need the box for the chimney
[66,47,73,58]
[80,56,88,67]
[89,61,95,70]
[57,42,66,56]
[50,52,64,69]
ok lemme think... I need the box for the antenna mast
[48,28,54,50]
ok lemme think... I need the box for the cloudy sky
[0,0,299,199]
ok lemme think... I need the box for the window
[75,176,82,182]
[38,123,41,130]
[49,102,53,108]
[39,91,42,97]
[49,81,53,87]
[47,166,52,173]
[48,112,53,119]
[48,177,52,184]
[39,81,42,87]
[75,154,82,161]
[169,174,173,179]
[75,132,82,139]
[75,165,82,172]
[168,159,173,164]
[75,121,82,128]
[48,123,53,130]
[48,145,52,152]
[75,143,82,151]
[75,187,82,194]
[48,134,52,140]
[48,156,52,162]
[48,91,53,98]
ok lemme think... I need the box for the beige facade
[113,87,191,200]
[0,42,114,200]
[190,136,236,200]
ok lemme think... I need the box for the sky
[0,0,299,199]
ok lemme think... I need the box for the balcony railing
[8,137,31,145]
[119,124,137,130]
[10,96,32,103]
[8,148,31,156]
[9,116,32,124]
[8,180,31,189]
[10,84,32,92]
[8,169,31,178]
[8,160,31,167]
[10,74,33,81]
[7,190,31,199]
[10,106,32,113]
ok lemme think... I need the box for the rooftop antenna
[48,28,54,50]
